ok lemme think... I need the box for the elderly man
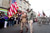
[26,9,34,33]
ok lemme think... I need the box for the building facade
[0,0,10,8]
[0,0,30,15]
[16,0,30,12]
[0,0,10,15]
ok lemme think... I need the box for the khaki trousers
[21,22,27,30]
[28,20,33,33]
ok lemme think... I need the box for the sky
[29,0,50,17]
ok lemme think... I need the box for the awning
[0,8,8,12]
[0,8,8,15]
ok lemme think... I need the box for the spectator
[11,16,15,26]
[4,15,8,28]
[0,16,4,29]
[8,17,12,27]
[17,12,21,24]
[9,16,14,27]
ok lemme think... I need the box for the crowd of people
[0,9,34,33]
[0,11,21,29]
[0,15,8,28]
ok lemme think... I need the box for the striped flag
[13,2,18,14]
[8,1,18,17]
[8,10,12,17]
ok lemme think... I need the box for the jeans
[12,21,14,26]
[9,21,12,27]
[18,18,20,24]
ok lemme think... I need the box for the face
[24,13,26,15]
[22,11,24,14]
[23,13,27,16]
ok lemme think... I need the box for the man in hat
[26,9,34,33]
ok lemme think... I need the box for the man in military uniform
[26,9,34,33]
[20,12,28,33]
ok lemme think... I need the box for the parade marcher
[26,9,34,33]
[20,12,28,33]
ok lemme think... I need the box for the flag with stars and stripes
[8,0,18,18]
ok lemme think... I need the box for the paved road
[0,22,50,33]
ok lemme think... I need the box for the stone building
[0,0,10,15]
[16,0,30,12]
[0,0,30,15]
[0,0,10,8]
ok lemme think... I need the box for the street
[0,22,50,33]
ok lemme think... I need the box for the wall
[2,0,10,8]
[16,0,30,12]
[0,0,3,7]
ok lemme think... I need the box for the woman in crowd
[4,15,8,28]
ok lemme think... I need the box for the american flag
[13,2,18,14]
[8,0,18,18]
[8,10,12,17]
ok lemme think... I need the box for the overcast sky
[29,0,50,17]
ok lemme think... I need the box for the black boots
[20,28,28,33]
[20,30,23,33]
